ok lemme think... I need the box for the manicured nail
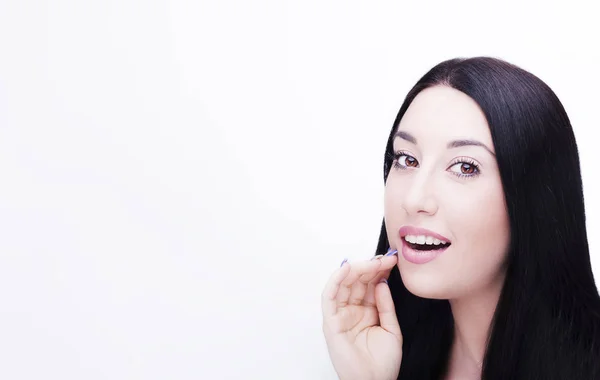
[385,248,398,256]
[370,254,384,261]
[340,258,348,267]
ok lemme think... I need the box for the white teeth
[404,235,448,245]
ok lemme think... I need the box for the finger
[321,260,352,317]
[347,256,388,305]
[360,256,388,282]
[375,280,403,340]
[337,259,383,307]
[364,255,397,306]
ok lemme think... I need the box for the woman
[321,57,600,380]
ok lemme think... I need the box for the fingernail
[370,254,384,261]
[385,248,398,256]
[381,278,388,284]
[340,258,348,267]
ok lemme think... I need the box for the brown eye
[461,163,475,174]
[448,160,480,178]
[394,153,419,169]
[405,156,418,167]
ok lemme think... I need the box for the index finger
[321,260,352,317]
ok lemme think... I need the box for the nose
[402,169,439,216]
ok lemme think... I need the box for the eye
[387,150,419,170]
[448,158,480,178]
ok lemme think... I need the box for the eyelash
[386,150,481,179]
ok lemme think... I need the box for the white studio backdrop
[0,1,598,379]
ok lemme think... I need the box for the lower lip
[401,238,449,264]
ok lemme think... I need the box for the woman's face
[384,85,510,300]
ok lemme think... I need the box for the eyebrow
[394,130,496,157]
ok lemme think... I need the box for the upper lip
[398,225,451,243]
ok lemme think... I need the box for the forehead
[397,85,493,146]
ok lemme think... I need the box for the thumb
[375,280,403,341]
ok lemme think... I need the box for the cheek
[449,182,510,248]
[443,181,510,283]
[383,181,408,234]
[394,178,511,299]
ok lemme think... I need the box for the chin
[405,285,449,300]
[398,266,453,300]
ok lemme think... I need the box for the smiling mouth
[403,237,451,251]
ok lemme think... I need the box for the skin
[322,85,511,380]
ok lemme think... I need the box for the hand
[321,251,403,380]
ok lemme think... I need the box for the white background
[1,1,599,379]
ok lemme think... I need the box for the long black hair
[374,57,600,379]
